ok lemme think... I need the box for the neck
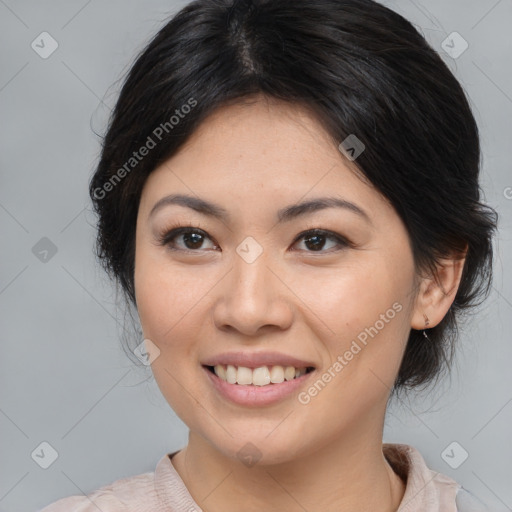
[172,413,406,512]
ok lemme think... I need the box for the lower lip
[203,366,314,407]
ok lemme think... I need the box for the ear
[410,246,468,330]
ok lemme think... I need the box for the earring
[422,313,430,340]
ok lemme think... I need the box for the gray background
[0,1,511,511]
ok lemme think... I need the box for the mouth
[201,351,318,406]
[204,364,316,386]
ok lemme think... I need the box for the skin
[134,94,466,512]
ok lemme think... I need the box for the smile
[207,364,314,386]
[203,364,316,407]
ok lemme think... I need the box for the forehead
[139,98,390,223]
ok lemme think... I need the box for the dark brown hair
[89,0,498,395]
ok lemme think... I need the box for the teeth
[214,364,226,380]
[270,365,284,383]
[252,366,271,386]
[236,366,253,385]
[212,364,310,386]
[284,366,296,381]
[226,364,237,384]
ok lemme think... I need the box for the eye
[156,225,351,254]
[156,226,218,252]
[291,229,350,253]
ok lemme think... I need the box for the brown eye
[158,227,217,251]
[292,229,350,253]
[157,226,350,254]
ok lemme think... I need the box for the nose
[212,251,294,337]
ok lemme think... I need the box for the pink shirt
[39,443,489,511]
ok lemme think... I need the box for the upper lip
[202,351,316,369]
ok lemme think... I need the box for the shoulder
[383,443,491,512]
[38,493,126,512]
[38,466,157,511]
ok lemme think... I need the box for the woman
[40,0,498,510]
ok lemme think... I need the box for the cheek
[289,267,410,445]
[135,246,205,343]
[293,256,413,387]
[292,257,408,334]
[134,257,207,420]
[133,250,221,408]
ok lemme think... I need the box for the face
[134,96,420,465]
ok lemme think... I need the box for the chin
[197,424,311,468]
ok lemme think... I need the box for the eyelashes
[290,228,352,252]
[155,223,352,254]
[156,226,218,252]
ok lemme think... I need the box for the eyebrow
[148,193,372,225]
